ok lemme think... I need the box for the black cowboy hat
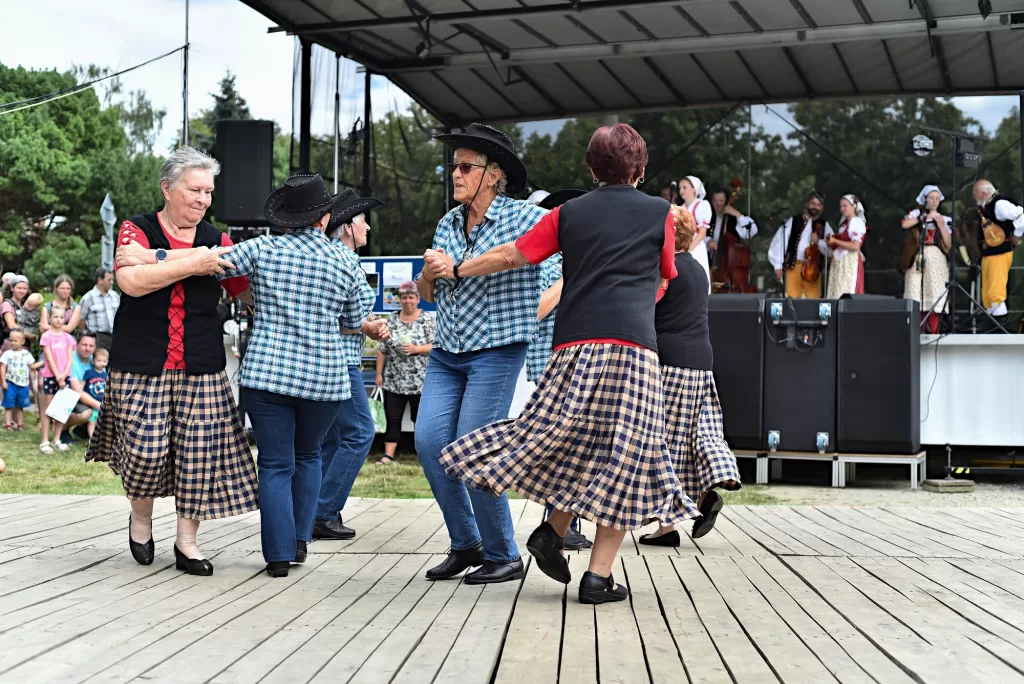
[433,123,528,194]
[264,174,344,229]
[538,188,588,210]
[327,189,385,230]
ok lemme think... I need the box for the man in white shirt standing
[768,191,833,299]
[79,267,120,350]
[973,180,1024,317]
[707,188,758,254]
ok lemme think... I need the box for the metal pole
[361,69,372,254]
[333,54,340,193]
[182,0,189,147]
[747,102,752,218]
[298,39,312,173]
[443,126,452,213]
[949,136,958,333]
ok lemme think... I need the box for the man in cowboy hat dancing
[415,123,547,584]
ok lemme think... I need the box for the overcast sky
[2,0,1019,154]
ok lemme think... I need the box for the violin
[801,216,825,283]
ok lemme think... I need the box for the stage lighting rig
[911,134,934,157]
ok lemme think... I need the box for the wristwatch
[155,248,168,263]
[452,261,462,282]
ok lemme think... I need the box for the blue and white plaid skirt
[661,365,741,500]
[86,369,259,521]
[439,343,699,531]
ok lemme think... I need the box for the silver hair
[454,150,508,195]
[160,146,221,189]
[976,180,997,197]
[328,213,364,241]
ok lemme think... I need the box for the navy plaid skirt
[661,365,741,499]
[86,369,258,521]
[439,344,699,531]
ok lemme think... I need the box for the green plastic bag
[369,386,386,434]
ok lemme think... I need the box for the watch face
[156,249,167,261]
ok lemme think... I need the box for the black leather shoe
[313,515,356,540]
[579,571,628,604]
[526,522,571,584]
[464,558,526,585]
[296,540,307,564]
[425,545,485,580]
[639,529,680,547]
[563,527,593,550]
[128,514,154,566]
[266,561,290,577]
[174,545,213,576]
[691,490,724,539]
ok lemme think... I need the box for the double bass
[710,178,756,293]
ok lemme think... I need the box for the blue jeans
[544,504,581,533]
[316,365,375,522]
[245,388,342,563]
[415,343,527,562]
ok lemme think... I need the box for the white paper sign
[382,262,413,287]
[45,387,82,423]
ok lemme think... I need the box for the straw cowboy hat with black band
[434,123,528,195]
[263,173,345,230]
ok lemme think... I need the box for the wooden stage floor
[3,495,1024,683]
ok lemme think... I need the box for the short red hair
[585,123,648,186]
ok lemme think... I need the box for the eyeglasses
[448,162,487,176]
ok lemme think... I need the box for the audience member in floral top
[375,281,436,464]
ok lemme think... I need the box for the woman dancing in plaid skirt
[640,206,741,548]
[425,124,699,604]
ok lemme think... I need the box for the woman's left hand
[401,343,417,355]
[828,237,840,249]
[116,241,153,267]
[424,249,455,278]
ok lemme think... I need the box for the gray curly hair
[160,146,221,189]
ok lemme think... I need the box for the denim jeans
[316,365,375,522]
[244,388,342,563]
[415,343,527,562]
[544,504,581,533]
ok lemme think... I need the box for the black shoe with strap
[526,522,571,584]
[464,558,526,585]
[174,545,213,576]
[425,544,485,580]
[691,490,724,539]
[313,515,356,540]
[579,571,629,604]
[128,514,154,566]
[638,529,680,547]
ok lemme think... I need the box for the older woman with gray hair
[86,146,258,577]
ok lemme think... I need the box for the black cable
[0,46,185,112]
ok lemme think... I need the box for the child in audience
[1,330,42,430]
[82,348,108,437]
[39,303,76,453]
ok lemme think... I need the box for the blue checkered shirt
[337,246,375,366]
[221,227,365,401]
[431,194,546,353]
[526,253,562,382]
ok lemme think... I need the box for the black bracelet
[452,262,462,281]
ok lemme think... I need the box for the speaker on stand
[215,120,275,227]
[708,294,766,450]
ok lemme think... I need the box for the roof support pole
[299,38,312,173]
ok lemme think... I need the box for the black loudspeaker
[762,299,837,452]
[708,294,765,450]
[215,120,275,226]
[837,297,921,453]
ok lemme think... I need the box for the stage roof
[241,0,1024,127]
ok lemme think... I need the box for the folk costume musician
[707,188,758,254]
[825,194,868,299]
[972,180,1024,318]
[901,185,951,334]
[768,191,834,299]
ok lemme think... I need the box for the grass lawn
[0,412,779,504]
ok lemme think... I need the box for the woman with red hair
[425,123,698,605]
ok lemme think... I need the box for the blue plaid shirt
[526,253,562,382]
[337,246,375,367]
[221,227,366,402]
[431,194,547,353]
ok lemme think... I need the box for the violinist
[972,179,1024,318]
[768,191,833,299]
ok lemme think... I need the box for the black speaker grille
[215,120,274,227]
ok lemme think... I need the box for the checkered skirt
[662,365,741,499]
[439,344,699,531]
[86,369,258,520]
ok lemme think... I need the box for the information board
[358,256,436,315]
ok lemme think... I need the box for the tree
[189,71,251,153]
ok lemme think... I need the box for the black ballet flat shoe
[266,561,290,578]
[425,544,485,580]
[563,528,593,551]
[174,545,213,576]
[464,558,526,585]
[579,571,629,605]
[295,540,307,564]
[691,490,724,539]
[526,522,571,584]
[638,529,680,547]
[128,514,154,566]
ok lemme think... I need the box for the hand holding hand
[424,249,455,279]
[189,246,236,276]
[115,241,153,267]
[364,317,391,342]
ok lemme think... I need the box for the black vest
[109,213,227,376]
[981,195,1017,257]
[655,252,712,370]
[553,185,668,351]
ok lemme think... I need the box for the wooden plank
[630,523,678,557]
[620,556,689,683]
[374,502,445,554]
[700,556,839,683]
[770,506,879,556]
[755,556,916,684]
[946,558,1024,601]
[784,556,987,684]
[672,556,775,683]
[432,579,521,684]
[726,505,814,555]
[312,499,410,553]
[687,522,741,557]
[744,506,847,556]
[208,555,399,684]
[390,582,484,684]
[493,558,565,684]
[884,506,1024,557]
[559,556,598,684]
[706,511,772,556]
[859,508,1011,559]
[594,557,648,684]
[790,507,919,557]
[344,498,436,553]
[814,507,957,558]
[0,548,122,597]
